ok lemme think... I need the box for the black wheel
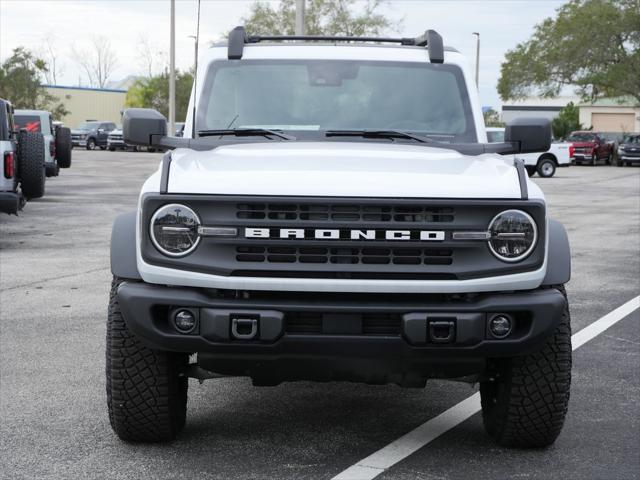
[17,131,46,199]
[148,147,156,153]
[617,158,624,167]
[109,147,116,152]
[480,286,571,448]
[525,166,536,177]
[99,146,106,150]
[605,152,612,165]
[536,157,557,178]
[106,277,188,442]
[86,138,96,150]
[55,127,72,168]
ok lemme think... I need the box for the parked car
[1,99,46,213]
[108,27,572,449]
[71,120,117,150]
[486,127,573,177]
[14,110,72,176]
[107,128,137,151]
[566,131,614,166]
[616,133,640,166]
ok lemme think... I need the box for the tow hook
[231,317,258,340]
[428,320,455,344]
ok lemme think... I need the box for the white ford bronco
[108,28,572,447]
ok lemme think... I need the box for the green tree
[483,108,504,127]
[498,0,640,104]
[125,70,194,121]
[0,47,69,119]
[551,102,582,139]
[242,0,399,36]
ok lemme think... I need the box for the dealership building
[44,85,127,129]
[502,96,640,133]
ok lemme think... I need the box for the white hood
[165,142,524,199]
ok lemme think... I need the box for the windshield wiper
[197,128,295,140]
[325,129,435,143]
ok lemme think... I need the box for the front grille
[285,312,401,335]
[237,203,454,223]
[236,246,453,265]
[110,135,123,140]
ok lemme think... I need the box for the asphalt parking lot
[1,151,639,480]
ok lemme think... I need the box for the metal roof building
[44,85,127,129]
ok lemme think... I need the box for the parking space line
[331,295,640,480]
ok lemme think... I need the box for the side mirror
[123,108,167,146]
[505,117,551,153]
[97,128,105,134]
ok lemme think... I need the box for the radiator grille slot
[236,246,453,265]
[237,203,454,223]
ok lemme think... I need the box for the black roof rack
[227,26,445,64]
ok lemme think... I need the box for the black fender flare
[110,211,142,280]
[542,218,571,285]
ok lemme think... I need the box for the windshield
[622,135,639,144]
[567,132,595,142]
[196,60,477,142]
[76,122,100,130]
[14,115,42,133]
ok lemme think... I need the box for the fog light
[174,309,196,333]
[489,315,512,338]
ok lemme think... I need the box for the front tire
[86,138,96,150]
[106,277,188,442]
[537,157,556,178]
[480,286,571,448]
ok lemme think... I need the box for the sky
[0,0,567,109]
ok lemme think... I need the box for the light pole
[472,32,480,88]
[188,35,197,71]
[295,0,305,35]
[169,0,176,136]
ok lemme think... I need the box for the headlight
[150,204,201,256]
[488,209,537,262]
[81,134,87,139]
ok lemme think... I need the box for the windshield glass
[197,60,477,142]
[567,132,595,142]
[622,135,639,144]
[14,115,42,133]
[76,122,100,130]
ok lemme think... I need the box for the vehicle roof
[204,43,466,65]
[14,109,51,116]
[212,41,459,53]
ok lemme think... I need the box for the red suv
[566,131,614,166]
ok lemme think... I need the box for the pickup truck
[566,130,614,166]
[486,127,573,177]
[107,27,572,449]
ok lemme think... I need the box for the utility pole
[169,0,176,136]
[295,0,305,35]
[188,35,197,70]
[472,32,480,88]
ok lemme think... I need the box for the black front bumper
[117,282,567,384]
